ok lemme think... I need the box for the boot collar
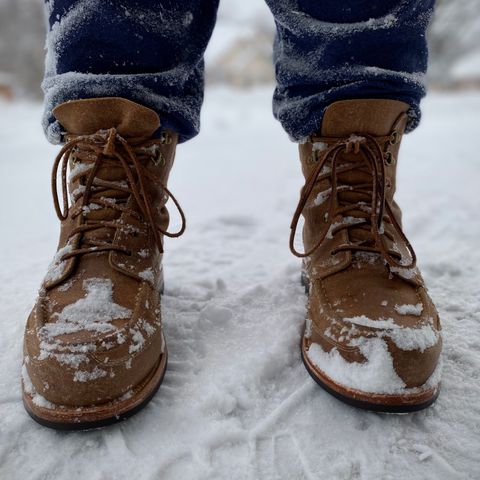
[53,97,160,140]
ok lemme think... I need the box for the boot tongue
[320,99,409,137]
[53,97,160,139]
[320,100,409,248]
[57,98,160,246]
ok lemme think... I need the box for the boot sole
[300,273,440,413]
[23,347,168,431]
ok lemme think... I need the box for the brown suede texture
[299,99,442,390]
[23,98,177,407]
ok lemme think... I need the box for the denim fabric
[43,0,434,144]
[43,0,220,143]
[265,0,435,141]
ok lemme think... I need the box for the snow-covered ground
[0,88,479,479]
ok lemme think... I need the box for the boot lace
[289,132,416,269]
[52,127,185,261]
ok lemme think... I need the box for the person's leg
[265,0,442,412]
[43,0,219,143]
[265,0,434,141]
[23,1,219,429]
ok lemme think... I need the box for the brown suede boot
[291,99,442,412]
[22,97,184,429]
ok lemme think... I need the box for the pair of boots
[22,97,442,429]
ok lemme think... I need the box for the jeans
[43,0,435,144]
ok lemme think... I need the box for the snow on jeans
[43,0,435,144]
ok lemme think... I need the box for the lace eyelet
[384,151,395,166]
[389,130,400,145]
[152,151,166,167]
[160,132,172,145]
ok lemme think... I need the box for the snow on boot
[22,97,185,429]
[291,99,442,412]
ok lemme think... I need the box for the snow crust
[43,241,73,284]
[395,303,423,316]
[73,367,107,383]
[312,141,328,152]
[40,278,131,339]
[69,161,92,179]
[34,278,132,372]
[390,265,419,280]
[21,364,56,410]
[326,216,365,239]
[307,338,407,393]
[342,315,439,352]
[1,90,480,479]
[139,268,155,283]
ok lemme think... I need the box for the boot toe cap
[306,277,442,394]
[23,299,165,407]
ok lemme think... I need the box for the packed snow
[73,367,108,384]
[21,366,55,410]
[308,339,408,394]
[43,240,74,284]
[43,278,132,337]
[1,89,480,479]
[395,303,423,316]
[339,315,439,353]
